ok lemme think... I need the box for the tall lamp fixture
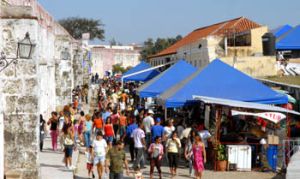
[0,32,36,73]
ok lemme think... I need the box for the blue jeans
[145,133,151,147]
[84,131,91,147]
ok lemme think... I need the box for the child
[134,167,144,179]
[85,145,95,178]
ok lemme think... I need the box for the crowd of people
[39,76,210,179]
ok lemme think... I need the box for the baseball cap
[156,117,161,122]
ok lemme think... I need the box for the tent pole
[214,106,222,171]
[165,107,167,121]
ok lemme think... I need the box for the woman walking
[166,131,181,176]
[185,129,197,177]
[148,136,164,179]
[63,123,75,170]
[111,109,120,137]
[104,116,115,148]
[47,112,59,151]
[92,131,107,179]
[39,114,46,151]
[84,114,93,148]
[78,111,86,145]
[192,134,206,179]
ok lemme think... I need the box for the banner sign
[231,110,286,123]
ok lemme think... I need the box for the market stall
[156,59,300,171]
[137,59,197,98]
[122,61,160,82]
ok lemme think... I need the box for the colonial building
[90,45,141,77]
[0,0,90,178]
[148,17,277,77]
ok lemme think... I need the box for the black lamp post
[0,32,36,73]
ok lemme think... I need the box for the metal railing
[282,138,300,169]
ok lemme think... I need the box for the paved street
[39,136,78,179]
[74,146,283,179]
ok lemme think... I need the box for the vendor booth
[158,59,288,107]
[156,59,300,172]
[122,61,160,82]
[137,59,197,98]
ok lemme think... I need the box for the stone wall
[0,19,40,178]
[0,0,87,178]
[54,36,74,106]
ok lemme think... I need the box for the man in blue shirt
[126,119,138,162]
[102,107,112,124]
[151,117,164,143]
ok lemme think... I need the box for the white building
[90,45,141,77]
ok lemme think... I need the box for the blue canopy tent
[137,60,197,98]
[122,61,160,82]
[272,24,293,38]
[276,25,300,50]
[158,59,288,108]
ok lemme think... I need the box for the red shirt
[111,114,119,125]
[104,124,114,136]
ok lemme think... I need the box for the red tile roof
[149,17,261,59]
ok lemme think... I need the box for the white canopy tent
[193,95,300,116]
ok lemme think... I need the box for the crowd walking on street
[39,77,208,179]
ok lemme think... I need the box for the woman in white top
[164,119,175,140]
[92,131,107,178]
[166,131,181,176]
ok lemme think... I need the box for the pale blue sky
[38,0,300,45]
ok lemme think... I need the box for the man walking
[126,118,138,162]
[143,109,154,147]
[151,117,164,143]
[131,122,146,169]
[105,140,130,179]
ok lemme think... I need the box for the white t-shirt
[131,128,145,148]
[93,139,107,157]
[164,126,175,138]
[143,116,154,133]
[120,102,126,111]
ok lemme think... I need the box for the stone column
[54,36,73,106]
[0,19,39,178]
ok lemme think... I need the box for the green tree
[140,35,182,59]
[112,64,132,74]
[59,17,105,40]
